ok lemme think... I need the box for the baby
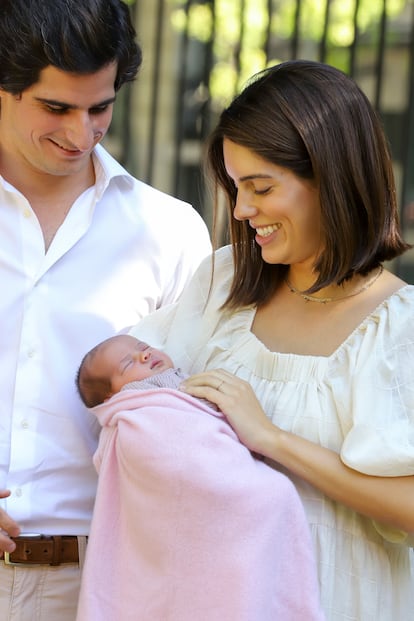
[75,334,324,621]
[76,334,189,407]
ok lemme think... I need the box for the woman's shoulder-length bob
[206,59,410,310]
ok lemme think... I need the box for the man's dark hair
[0,0,142,94]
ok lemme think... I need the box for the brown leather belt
[4,535,83,566]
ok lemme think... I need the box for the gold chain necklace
[285,265,383,304]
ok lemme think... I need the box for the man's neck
[1,151,95,202]
[1,152,96,251]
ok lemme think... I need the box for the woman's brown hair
[206,59,410,309]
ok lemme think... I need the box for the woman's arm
[180,369,414,534]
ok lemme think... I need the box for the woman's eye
[254,187,272,195]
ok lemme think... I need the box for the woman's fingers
[180,370,277,454]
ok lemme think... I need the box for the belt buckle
[4,533,42,567]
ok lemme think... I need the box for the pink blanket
[76,389,324,621]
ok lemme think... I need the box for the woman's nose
[233,189,258,221]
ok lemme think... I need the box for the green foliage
[168,0,410,106]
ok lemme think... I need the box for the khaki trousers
[0,537,87,621]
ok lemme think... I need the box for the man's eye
[90,105,109,115]
[46,106,67,115]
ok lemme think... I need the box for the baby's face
[93,335,174,393]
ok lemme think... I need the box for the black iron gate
[111,0,414,281]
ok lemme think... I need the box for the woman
[131,60,414,620]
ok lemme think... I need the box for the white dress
[131,246,414,621]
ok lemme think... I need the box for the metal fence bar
[348,0,361,78]
[145,0,166,185]
[374,0,387,110]
[122,0,414,280]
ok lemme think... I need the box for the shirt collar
[0,143,134,196]
[91,143,135,198]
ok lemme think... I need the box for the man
[0,1,211,618]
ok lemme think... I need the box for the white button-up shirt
[0,144,211,534]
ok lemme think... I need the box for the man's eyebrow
[34,96,117,109]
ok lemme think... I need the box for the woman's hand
[180,369,278,455]
[182,370,414,533]
[0,489,20,556]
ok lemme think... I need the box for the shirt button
[21,420,29,429]
[27,348,36,358]
[15,488,22,497]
